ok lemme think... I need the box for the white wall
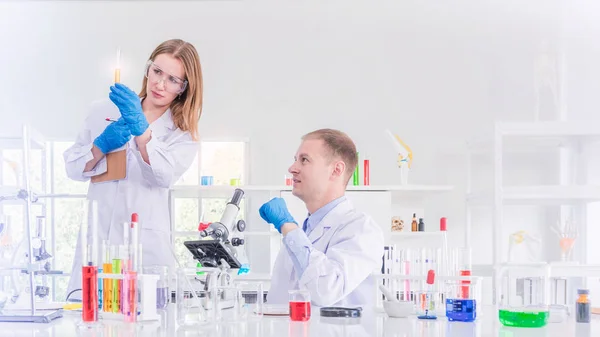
[1,0,598,266]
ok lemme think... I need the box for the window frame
[170,138,250,252]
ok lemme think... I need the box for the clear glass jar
[497,264,549,328]
[144,265,170,309]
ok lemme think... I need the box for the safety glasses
[144,60,188,94]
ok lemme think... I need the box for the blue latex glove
[93,118,132,154]
[259,197,297,233]
[109,83,149,136]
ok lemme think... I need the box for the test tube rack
[96,272,160,322]
[373,273,484,317]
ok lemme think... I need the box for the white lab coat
[267,199,384,307]
[64,99,198,299]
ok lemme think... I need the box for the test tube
[353,152,360,185]
[401,249,411,301]
[137,244,143,315]
[458,248,472,299]
[103,243,113,312]
[114,47,121,83]
[112,246,123,313]
[98,240,106,310]
[256,283,264,317]
[123,245,137,322]
[363,158,370,186]
[387,245,397,296]
[81,200,99,323]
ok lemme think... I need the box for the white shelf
[467,121,600,154]
[171,184,453,198]
[467,137,569,155]
[390,231,446,238]
[496,121,600,137]
[549,263,600,278]
[468,185,600,205]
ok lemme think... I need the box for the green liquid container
[353,152,359,185]
[498,308,549,328]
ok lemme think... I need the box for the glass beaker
[289,290,311,321]
[144,265,170,309]
[497,264,549,328]
[235,281,264,318]
[217,286,246,322]
[445,277,483,322]
[176,267,219,327]
[416,290,437,318]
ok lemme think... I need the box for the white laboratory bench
[0,305,598,337]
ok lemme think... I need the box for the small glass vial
[418,218,425,231]
[576,289,591,323]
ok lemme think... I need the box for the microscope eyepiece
[229,188,245,206]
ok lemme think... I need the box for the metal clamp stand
[0,125,62,323]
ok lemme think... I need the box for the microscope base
[0,309,62,323]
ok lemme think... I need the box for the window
[172,140,248,265]
[200,141,246,185]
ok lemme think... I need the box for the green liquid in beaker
[498,308,549,328]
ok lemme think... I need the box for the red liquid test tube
[80,200,100,325]
[460,270,471,298]
[363,159,370,185]
[82,265,99,322]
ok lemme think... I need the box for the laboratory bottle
[411,214,418,232]
[576,289,591,323]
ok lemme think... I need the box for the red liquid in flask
[82,266,98,322]
[289,301,311,321]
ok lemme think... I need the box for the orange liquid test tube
[103,262,113,312]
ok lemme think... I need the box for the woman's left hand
[109,83,149,136]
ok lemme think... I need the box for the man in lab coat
[259,128,384,307]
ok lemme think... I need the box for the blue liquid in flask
[446,299,476,322]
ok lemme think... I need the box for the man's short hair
[302,128,358,184]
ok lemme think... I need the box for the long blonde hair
[139,39,203,140]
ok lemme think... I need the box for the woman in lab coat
[64,39,203,299]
